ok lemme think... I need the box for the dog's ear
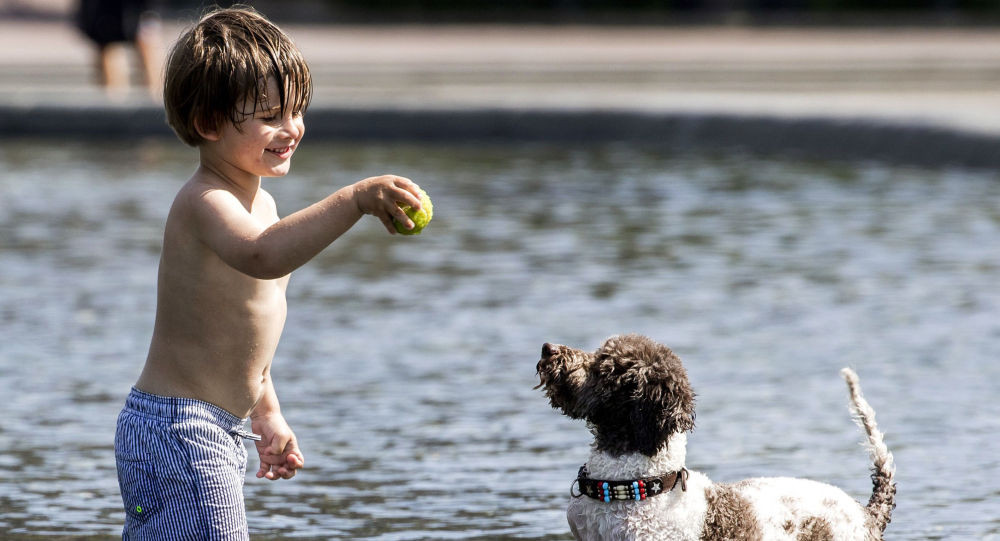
[629,361,696,456]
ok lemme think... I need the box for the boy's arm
[195,174,422,279]
[250,374,304,480]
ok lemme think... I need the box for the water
[1,140,998,540]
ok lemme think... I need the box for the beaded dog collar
[573,464,689,502]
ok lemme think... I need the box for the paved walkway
[2,18,1000,154]
[4,20,1000,131]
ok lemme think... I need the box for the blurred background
[5,0,1000,23]
[3,0,1000,143]
[2,1,1000,540]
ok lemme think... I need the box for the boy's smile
[266,145,295,160]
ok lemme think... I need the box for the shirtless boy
[114,8,424,539]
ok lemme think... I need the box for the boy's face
[211,77,305,179]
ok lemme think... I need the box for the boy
[114,7,424,539]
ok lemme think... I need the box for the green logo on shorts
[136,505,143,514]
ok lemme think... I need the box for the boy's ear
[194,116,221,142]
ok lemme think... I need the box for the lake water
[1,140,998,540]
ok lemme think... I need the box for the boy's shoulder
[170,173,218,214]
[169,172,278,228]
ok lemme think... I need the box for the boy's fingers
[379,215,397,234]
[390,174,416,190]
[388,199,417,227]
[396,187,422,210]
[384,175,420,207]
[255,455,302,481]
[392,212,414,231]
[382,206,415,233]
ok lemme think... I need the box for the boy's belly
[139,294,285,417]
[136,354,271,418]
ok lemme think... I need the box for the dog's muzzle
[534,343,561,389]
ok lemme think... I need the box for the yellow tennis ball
[394,188,433,235]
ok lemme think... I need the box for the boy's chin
[262,165,292,178]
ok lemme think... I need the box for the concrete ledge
[0,104,171,139]
[4,104,999,168]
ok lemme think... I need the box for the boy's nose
[280,115,304,139]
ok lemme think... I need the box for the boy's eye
[257,111,301,124]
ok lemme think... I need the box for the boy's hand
[251,412,304,481]
[352,175,424,234]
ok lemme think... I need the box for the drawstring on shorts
[230,428,262,441]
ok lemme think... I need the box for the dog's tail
[841,367,896,538]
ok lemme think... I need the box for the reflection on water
[1,140,999,539]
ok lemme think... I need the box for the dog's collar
[573,464,689,502]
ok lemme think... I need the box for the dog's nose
[536,343,559,389]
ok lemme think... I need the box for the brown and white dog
[535,334,895,541]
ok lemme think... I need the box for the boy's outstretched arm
[250,375,304,481]
[193,174,423,279]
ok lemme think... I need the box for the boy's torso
[138,175,289,418]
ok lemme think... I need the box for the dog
[535,334,895,541]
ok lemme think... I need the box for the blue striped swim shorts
[115,388,260,540]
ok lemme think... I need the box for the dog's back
[714,369,896,540]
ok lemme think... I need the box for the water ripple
[1,141,998,538]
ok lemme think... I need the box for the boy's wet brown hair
[164,6,312,146]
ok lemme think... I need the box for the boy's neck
[197,153,262,202]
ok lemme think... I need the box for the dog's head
[535,334,695,457]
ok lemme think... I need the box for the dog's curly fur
[536,334,896,541]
